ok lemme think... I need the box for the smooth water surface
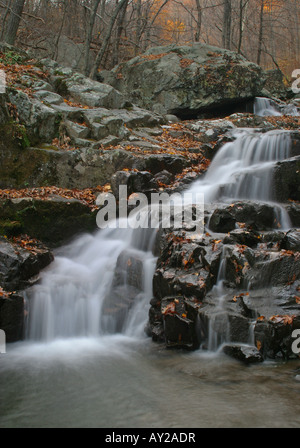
[0,336,300,428]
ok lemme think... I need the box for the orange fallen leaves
[0,185,110,210]
[0,287,12,299]
[232,292,249,302]
[269,314,296,325]
[162,302,176,316]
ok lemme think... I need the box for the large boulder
[0,236,53,291]
[105,43,266,117]
[0,198,98,246]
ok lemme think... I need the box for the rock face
[147,127,300,361]
[0,236,54,342]
[0,293,24,342]
[0,198,98,246]
[148,212,300,360]
[0,237,53,292]
[104,43,266,117]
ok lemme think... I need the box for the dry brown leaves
[0,287,14,299]
[0,185,111,210]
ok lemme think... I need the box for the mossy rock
[0,198,98,246]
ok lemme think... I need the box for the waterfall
[189,129,291,216]
[254,97,299,117]
[25,128,294,348]
[254,97,281,116]
[26,223,158,341]
[188,129,293,351]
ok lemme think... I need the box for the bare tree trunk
[90,0,128,78]
[1,0,13,40]
[84,0,101,76]
[53,0,67,60]
[257,0,264,65]
[112,0,129,65]
[237,0,249,54]
[222,0,232,49]
[194,0,202,42]
[134,0,142,55]
[3,0,25,45]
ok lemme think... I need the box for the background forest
[0,0,299,81]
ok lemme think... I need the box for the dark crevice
[173,98,255,120]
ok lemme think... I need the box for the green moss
[38,143,60,151]
[0,219,23,237]
[0,121,31,149]
[0,50,26,66]
[0,199,98,246]
[54,77,69,97]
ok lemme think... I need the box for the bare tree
[3,0,25,45]
[257,0,264,65]
[90,0,129,78]
[83,0,102,75]
[222,0,232,49]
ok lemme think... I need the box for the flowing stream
[1,121,300,428]
[254,97,299,117]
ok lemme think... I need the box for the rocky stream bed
[0,43,299,365]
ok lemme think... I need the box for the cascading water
[188,128,293,351]
[254,96,299,117]
[25,128,293,352]
[26,220,158,342]
[188,129,292,228]
[254,97,281,116]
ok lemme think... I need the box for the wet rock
[112,249,144,291]
[248,249,300,288]
[209,208,236,233]
[101,249,145,333]
[161,296,196,349]
[143,153,188,175]
[0,293,24,342]
[254,315,300,360]
[0,237,53,291]
[223,228,261,248]
[154,170,173,185]
[222,344,264,364]
[286,203,300,228]
[209,202,276,232]
[0,198,97,246]
[111,170,158,199]
[273,157,300,202]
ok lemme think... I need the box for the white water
[188,128,293,349]
[26,222,158,341]
[254,97,281,116]
[254,97,299,117]
[26,128,293,344]
[188,129,292,229]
